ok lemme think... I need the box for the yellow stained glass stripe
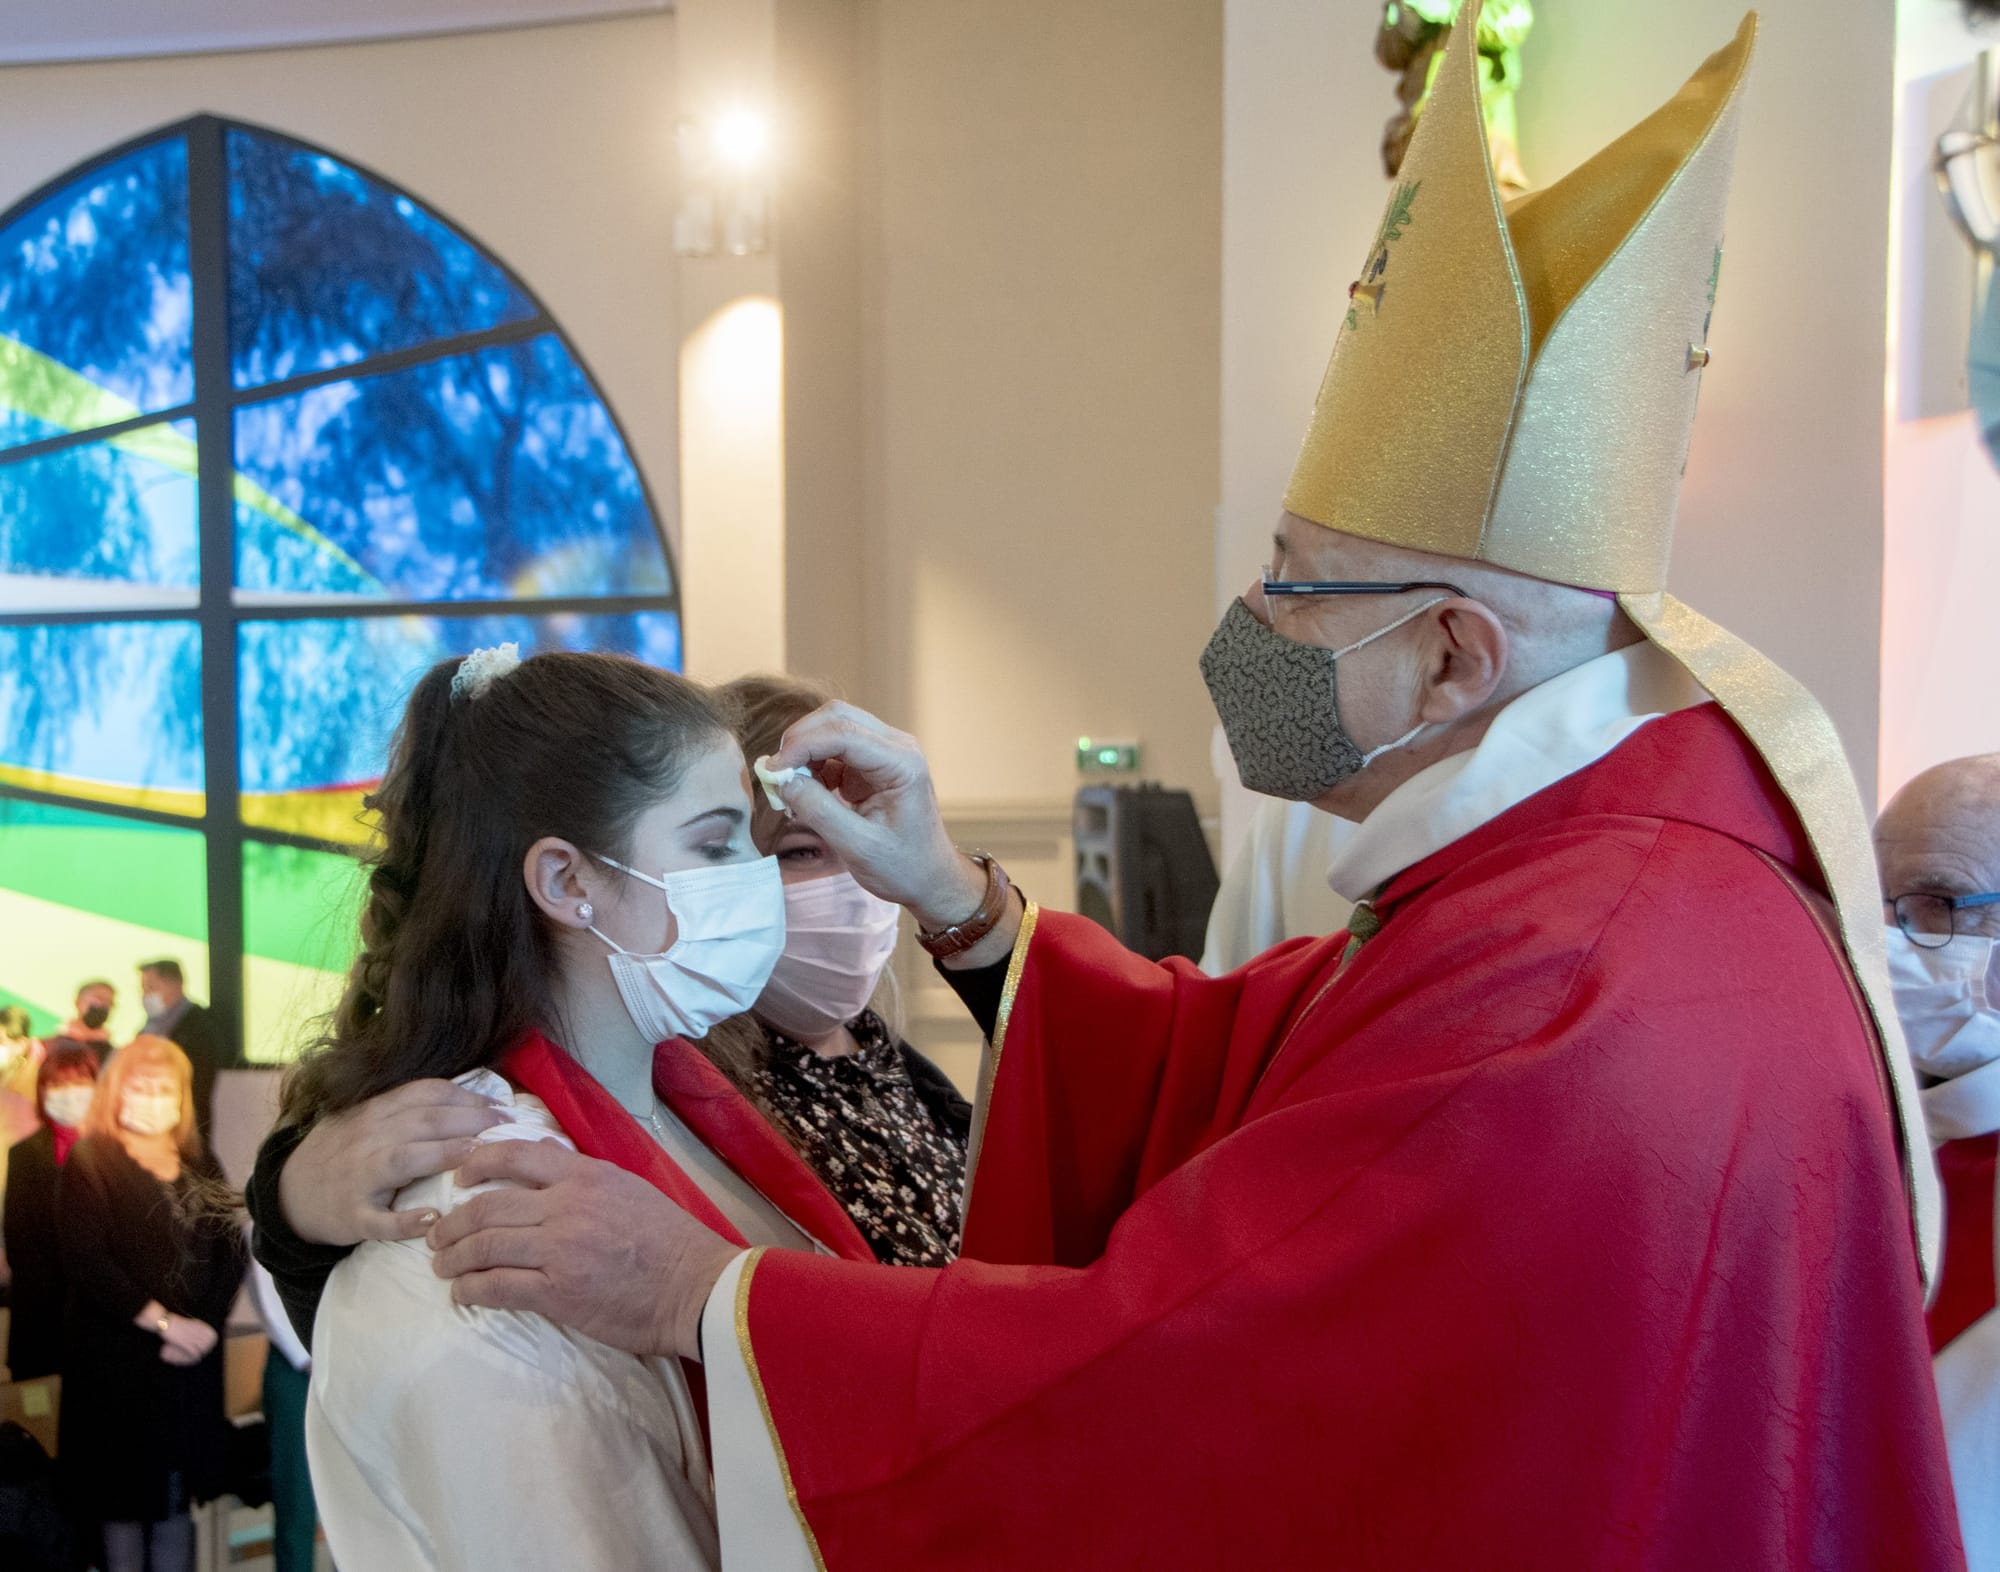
[0,334,383,593]
[0,884,209,1047]
[0,761,204,819]
[244,950,349,1065]
[239,787,378,848]
[0,335,142,434]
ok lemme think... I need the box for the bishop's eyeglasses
[1258,569,1471,606]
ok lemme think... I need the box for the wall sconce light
[675,106,773,258]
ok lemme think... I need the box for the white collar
[1326,640,1712,903]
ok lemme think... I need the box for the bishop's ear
[523,837,594,927]
[1416,599,1511,725]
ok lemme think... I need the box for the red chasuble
[1929,1134,2000,1355]
[734,707,1964,1570]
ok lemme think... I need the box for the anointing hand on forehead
[767,701,1023,966]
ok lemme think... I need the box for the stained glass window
[233,335,669,601]
[0,117,678,1064]
[0,419,199,607]
[0,139,193,450]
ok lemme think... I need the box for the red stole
[495,1030,875,1436]
[495,1030,874,1263]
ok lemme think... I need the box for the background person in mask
[3,1042,98,1382]
[251,647,883,1572]
[718,674,969,1267]
[1878,753,2000,1571]
[59,1035,244,1572]
[137,961,225,1144]
[42,979,115,1068]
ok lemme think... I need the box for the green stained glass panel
[0,798,207,1044]
[243,839,365,1063]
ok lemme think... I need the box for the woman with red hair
[59,1034,245,1572]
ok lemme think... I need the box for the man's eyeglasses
[1259,569,1471,604]
[1887,890,2000,950]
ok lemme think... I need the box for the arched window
[0,117,678,1062]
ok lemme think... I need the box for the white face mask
[141,990,167,1018]
[756,872,902,1041]
[118,1089,183,1137]
[587,854,786,1044]
[1885,926,1999,1079]
[42,1085,93,1129]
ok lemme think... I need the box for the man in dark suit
[138,959,228,1142]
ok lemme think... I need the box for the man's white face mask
[1885,926,2000,1081]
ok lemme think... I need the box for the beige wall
[673,0,786,683]
[1518,0,1895,803]
[1216,0,1385,853]
[0,13,684,572]
[855,0,1224,807]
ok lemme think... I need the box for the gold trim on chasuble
[960,899,1042,1231]
[734,1248,830,1572]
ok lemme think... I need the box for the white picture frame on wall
[1902,48,1998,420]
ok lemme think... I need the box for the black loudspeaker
[1072,783,1220,961]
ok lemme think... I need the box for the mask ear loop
[1328,596,1451,766]
[585,854,674,957]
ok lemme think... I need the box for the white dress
[305,1069,807,1572]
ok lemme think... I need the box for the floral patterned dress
[754,1011,968,1267]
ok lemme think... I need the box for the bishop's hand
[767,702,989,932]
[428,1140,740,1362]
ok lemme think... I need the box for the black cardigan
[3,1126,64,1380]
[57,1137,247,1520]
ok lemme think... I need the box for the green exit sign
[1077,737,1141,773]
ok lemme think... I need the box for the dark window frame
[0,114,681,1060]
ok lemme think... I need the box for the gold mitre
[1287,2,1751,589]
[1287,0,1943,1290]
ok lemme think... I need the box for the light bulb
[713,108,771,172]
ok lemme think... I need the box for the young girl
[289,648,876,1571]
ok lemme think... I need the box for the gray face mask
[1198,597,1440,800]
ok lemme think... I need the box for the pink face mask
[755,873,902,1041]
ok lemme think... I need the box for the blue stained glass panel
[227,129,538,390]
[232,332,671,602]
[0,137,193,447]
[0,621,203,812]
[0,410,67,449]
[0,420,198,595]
[237,611,681,842]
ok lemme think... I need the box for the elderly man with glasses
[1880,753,2000,1571]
